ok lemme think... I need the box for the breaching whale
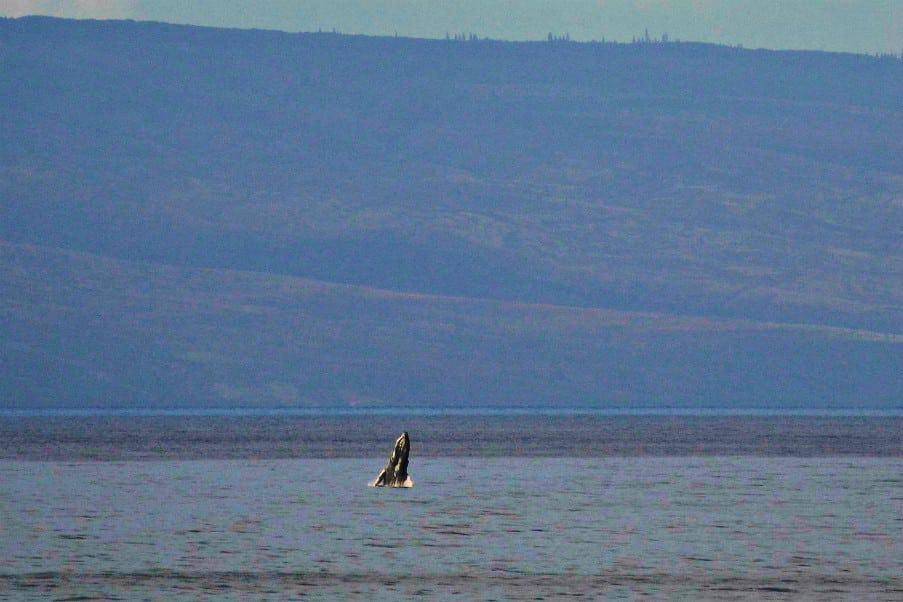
[370,431,413,488]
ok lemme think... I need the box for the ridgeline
[2,17,901,408]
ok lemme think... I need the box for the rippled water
[3,457,903,599]
[3,415,903,459]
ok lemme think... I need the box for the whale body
[371,431,413,488]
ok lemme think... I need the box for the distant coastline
[2,407,902,418]
[3,17,902,411]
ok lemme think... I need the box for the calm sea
[2,411,902,599]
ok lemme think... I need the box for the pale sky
[2,0,901,55]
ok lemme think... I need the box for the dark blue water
[3,457,903,599]
[3,413,903,599]
[2,414,902,460]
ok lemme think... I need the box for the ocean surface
[3,414,903,460]
[2,414,903,600]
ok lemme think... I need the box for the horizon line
[6,15,901,60]
[2,407,902,418]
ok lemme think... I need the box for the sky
[1,0,902,55]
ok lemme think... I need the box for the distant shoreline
[2,407,902,418]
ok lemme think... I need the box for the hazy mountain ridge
[1,17,901,407]
[2,241,901,409]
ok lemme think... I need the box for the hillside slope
[2,241,901,408]
[1,17,902,407]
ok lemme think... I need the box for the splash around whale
[370,431,413,488]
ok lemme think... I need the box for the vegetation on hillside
[1,17,901,407]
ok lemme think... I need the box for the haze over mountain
[1,17,901,409]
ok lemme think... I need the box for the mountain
[1,16,901,408]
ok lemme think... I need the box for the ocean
[2,413,902,599]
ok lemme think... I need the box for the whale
[370,431,413,488]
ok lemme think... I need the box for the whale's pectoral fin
[371,467,388,487]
